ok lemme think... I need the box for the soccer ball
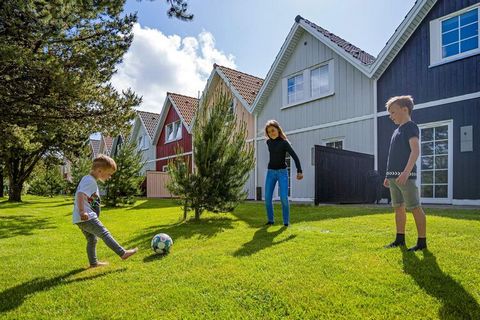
[151,233,173,255]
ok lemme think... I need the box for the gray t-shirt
[72,175,101,224]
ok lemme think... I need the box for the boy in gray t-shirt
[383,96,427,252]
[73,155,138,267]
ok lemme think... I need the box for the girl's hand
[296,173,303,180]
[383,178,390,188]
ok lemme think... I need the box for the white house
[131,110,161,175]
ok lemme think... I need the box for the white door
[417,120,453,204]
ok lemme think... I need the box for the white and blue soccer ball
[151,233,173,255]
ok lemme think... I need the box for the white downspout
[254,112,258,200]
[373,79,378,171]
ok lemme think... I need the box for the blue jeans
[265,169,290,224]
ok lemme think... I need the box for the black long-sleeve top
[266,137,302,173]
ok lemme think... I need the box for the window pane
[435,185,448,198]
[461,37,479,53]
[460,23,478,39]
[460,9,478,26]
[421,171,433,184]
[421,128,434,141]
[287,74,304,104]
[311,65,329,97]
[442,16,459,33]
[421,156,434,170]
[435,155,448,169]
[442,29,459,45]
[422,142,434,155]
[421,185,433,198]
[443,43,459,57]
[435,141,449,155]
[434,126,448,140]
[435,170,448,184]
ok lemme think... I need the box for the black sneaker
[265,221,274,226]
[407,244,427,252]
[384,241,405,249]
[284,224,289,227]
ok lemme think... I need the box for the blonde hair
[92,154,117,172]
[386,95,414,115]
[265,120,287,140]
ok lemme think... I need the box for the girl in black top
[264,120,303,227]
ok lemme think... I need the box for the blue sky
[110,1,417,113]
[124,0,416,77]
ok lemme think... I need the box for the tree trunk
[8,178,23,202]
[0,166,4,198]
[194,208,201,221]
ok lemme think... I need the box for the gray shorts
[388,178,421,210]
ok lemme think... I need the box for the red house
[152,92,199,173]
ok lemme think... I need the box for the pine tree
[103,139,145,207]
[167,92,255,220]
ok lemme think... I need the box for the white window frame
[429,3,480,67]
[281,59,335,110]
[162,165,169,172]
[165,120,182,143]
[323,137,345,150]
[416,120,453,204]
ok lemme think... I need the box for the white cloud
[111,24,236,113]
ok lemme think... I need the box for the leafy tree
[28,160,66,197]
[103,139,145,207]
[167,93,255,220]
[68,149,93,195]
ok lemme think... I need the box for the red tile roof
[214,64,264,106]
[137,110,160,139]
[90,139,100,158]
[297,15,376,65]
[168,92,199,127]
[103,136,113,153]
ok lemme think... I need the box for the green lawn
[0,196,479,319]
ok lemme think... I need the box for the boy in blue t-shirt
[383,95,427,251]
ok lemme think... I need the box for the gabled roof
[251,15,375,114]
[102,136,113,154]
[168,93,198,127]
[213,64,264,107]
[298,16,376,66]
[137,110,160,139]
[369,0,437,78]
[152,92,199,145]
[89,139,100,158]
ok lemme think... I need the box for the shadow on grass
[143,253,169,263]
[0,268,126,314]
[125,216,235,250]
[402,248,480,319]
[233,226,297,257]
[0,215,56,239]
[127,198,179,211]
[232,203,388,228]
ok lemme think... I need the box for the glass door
[418,121,453,204]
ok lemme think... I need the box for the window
[326,140,343,149]
[165,120,182,143]
[283,60,334,109]
[430,5,479,66]
[162,165,169,172]
[287,73,304,104]
[311,65,329,97]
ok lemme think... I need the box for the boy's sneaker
[90,261,109,268]
[121,248,138,260]
[265,221,274,226]
[407,244,427,252]
[284,224,289,227]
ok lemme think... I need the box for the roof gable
[137,111,160,139]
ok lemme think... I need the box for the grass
[0,196,479,319]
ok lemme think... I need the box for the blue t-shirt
[386,121,419,179]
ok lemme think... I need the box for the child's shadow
[0,268,125,314]
[233,226,297,257]
[401,248,480,319]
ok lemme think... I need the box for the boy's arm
[77,192,90,221]
[396,137,420,185]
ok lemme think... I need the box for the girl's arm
[285,141,302,174]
